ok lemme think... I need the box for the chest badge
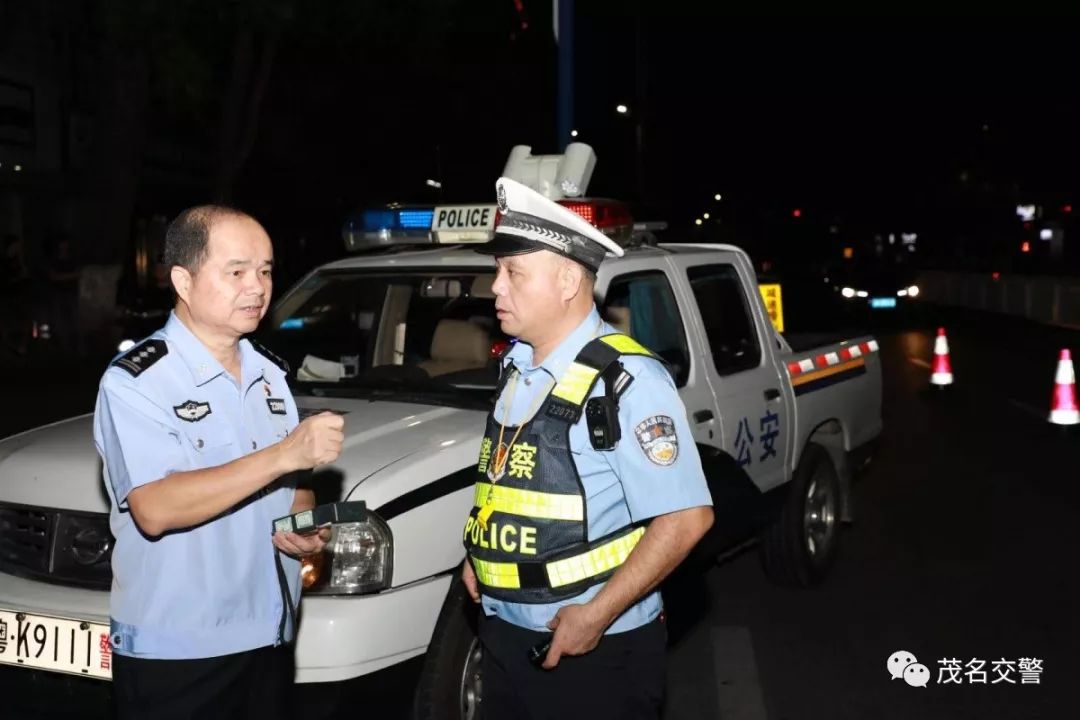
[487,441,509,482]
[267,398,287,415]
[174,400,212,423]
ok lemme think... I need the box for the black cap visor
[473,233,546,258]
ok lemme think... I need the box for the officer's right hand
[282,412,344,470]
[461,560,481,603]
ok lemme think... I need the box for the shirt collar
[164,311,265,389]
[505,306,603,381]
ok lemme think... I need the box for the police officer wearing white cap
[461,178,715,718]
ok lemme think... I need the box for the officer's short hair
[163,205,252,276]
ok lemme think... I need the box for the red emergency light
[557,199,634,231]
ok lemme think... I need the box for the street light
[695,218,703,226]
[703,212,710,220]
[615,104,629,115]
[425,179,442,189]
[570,129,579,137]
[714,194,722,201]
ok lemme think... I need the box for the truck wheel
[413,569,482,720]
[760,443,840,587]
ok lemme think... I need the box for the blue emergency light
[360,208,434,232]
[344,206,436,251]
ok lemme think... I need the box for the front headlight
[302,513,393,595]
[841,286,856,299]
[907,285,920,298]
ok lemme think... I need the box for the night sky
[171,8,1080,269]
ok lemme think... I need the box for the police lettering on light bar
[434,206,494,230]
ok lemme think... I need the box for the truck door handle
[693,409,714,423]
[764,388,781,401]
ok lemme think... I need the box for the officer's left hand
[272,527,331,558]
[542,603,607,669]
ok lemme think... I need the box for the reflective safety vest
[463,333,658,604]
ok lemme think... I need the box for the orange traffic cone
[1049,349,1080,425]
[930,327,953,386]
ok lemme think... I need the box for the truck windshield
[255,269,506,403]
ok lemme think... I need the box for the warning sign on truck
[758,283,784,333]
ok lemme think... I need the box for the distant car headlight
[907,285,920,298]
[856,290,869,298]
[897,289,908,297]
[302,513,393,595]
[841,287,856,299]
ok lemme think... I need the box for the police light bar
[343,205,435,251]
[557,198,634,244]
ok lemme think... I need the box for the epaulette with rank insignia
[111,339,168,377]
[248,337,290,374]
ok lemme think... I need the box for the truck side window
[687,264,762,376]
[602,271,691,387]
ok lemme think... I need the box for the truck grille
[0,504,52,573]
[0,502,112,590]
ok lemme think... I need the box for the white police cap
[474,177,624,272]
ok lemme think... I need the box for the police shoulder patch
[111,339,168,378]
[634,415,679,466]
[248,337,290,374]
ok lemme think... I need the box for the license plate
[0,609,112,680]
[870,297,897,309]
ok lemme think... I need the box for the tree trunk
[85,42,150,263]
[214,24,279,204]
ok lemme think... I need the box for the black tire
[759,443,841,587]
[413,568,483,720]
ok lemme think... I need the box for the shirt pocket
[569,425,591,456]
[181,421,237,467]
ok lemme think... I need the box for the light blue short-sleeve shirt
[93,312,301,659]
[480,306,713,634]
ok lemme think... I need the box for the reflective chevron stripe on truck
[786,340,879,396]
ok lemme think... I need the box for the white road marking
[667,625,769,719]
[711,626,769,720]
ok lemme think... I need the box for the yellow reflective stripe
[545,526,646,589]
[473,482,584,521]
[471,558,521,589]
[551,362,599,405]
[599,334,652,356]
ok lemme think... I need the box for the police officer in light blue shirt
[93,205,344,720]
[461,178,715,719]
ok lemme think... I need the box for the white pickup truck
[0,214,882,718]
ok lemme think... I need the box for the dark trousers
[112,645,292,720]
[479,613,667,720]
